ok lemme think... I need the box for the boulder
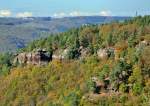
[79,47,91,59]
[140,40,149,46]
[52,48,69,60]
[97,49,108,59]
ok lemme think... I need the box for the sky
[0,0,149,17]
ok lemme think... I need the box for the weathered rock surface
[52,48,69,60]
[14,49,52,65]
[79,46,91,59]
[97,49,108,59]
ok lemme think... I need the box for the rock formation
[14,49,52,65]
[97,49,108,59]
[79,46,91,59]
[52,48,69,60]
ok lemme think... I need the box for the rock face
[14,49,52,65]
[52,48,69,60]
[97,49,108,59]
[79,46,91,59]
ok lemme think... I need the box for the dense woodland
[0,16,150,106]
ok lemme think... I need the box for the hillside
[0,16,130,52]
[0,16,150,106]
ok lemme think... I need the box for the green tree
[110,60,132,91]
[128,34,137,48]
[98,65,110,80]
[132,82,143,95]
[128,65,143,95]
[106,33,114,46]
[64,92,80,106]
[87,79,96,93]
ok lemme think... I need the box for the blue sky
[0,0,149,17]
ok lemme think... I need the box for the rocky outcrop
[52,48,69,60]
[97,49,108,59]
[14,49,52,65]
[79,46,91,59]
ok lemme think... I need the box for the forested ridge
[0,16,150,106]
[0,16,129,52]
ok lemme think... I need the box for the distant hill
[0,16,130,52]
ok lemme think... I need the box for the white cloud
[69,11,81,17]
[53,12,66,18]
[16,12,33,18]
[100,10,111,16]
[0,10,11,17]
[53,11,90,18]
[52,10,112,18]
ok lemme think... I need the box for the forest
[0,15,150,106]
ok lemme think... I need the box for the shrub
[132,82,143,95]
